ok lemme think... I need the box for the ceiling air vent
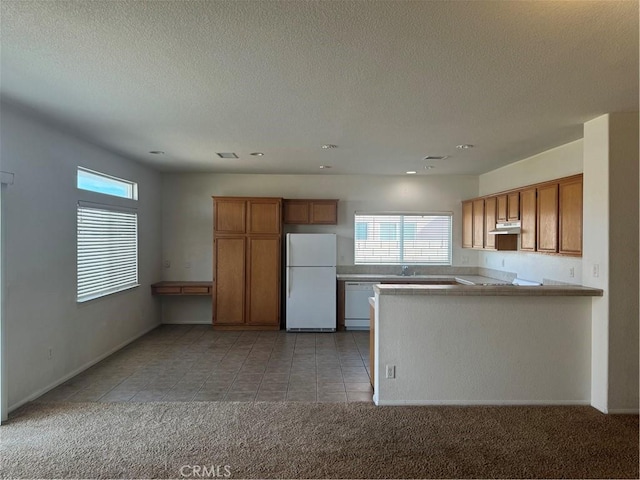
[423,155,449,161]
[216,152,239,159]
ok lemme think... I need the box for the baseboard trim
[8,322,160,414]
[374,399,591,406]
[607,408,640,415]
[161,320,210,325]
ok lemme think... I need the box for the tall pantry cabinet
[212,197,282,330]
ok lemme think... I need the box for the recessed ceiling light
[455,144,474,150]
[216,152,239,158]
[423,155,449,161]
[319,165,332,169]
[250,152,264,156]
[424,165,435,170]
[406,171,417,175]
[149,150,165,155]
[321,144,338,149]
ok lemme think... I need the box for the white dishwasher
[344,282,376,330]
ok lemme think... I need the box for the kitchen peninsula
[371,281,602,406]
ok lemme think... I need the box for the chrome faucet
[401,265,410,276]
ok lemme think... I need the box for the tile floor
[37,325,374,404]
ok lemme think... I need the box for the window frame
[77,166,138,200]
[353,212,453,265]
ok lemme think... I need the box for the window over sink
[354,213,452,265]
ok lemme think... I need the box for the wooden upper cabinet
[559,175,583,256]
[507,192,520,221]
[462,201,473,248]
[520,187,537,251]
[247,198,282,235]
[537,183,558,253]
[496,195,508,222]
[472,198,485,249]
[310,201,338,224]
[283,199,338,224]
[283,200,310,224]
[214,198,246,234]
[484,196,497,250]
[214,197,282,235]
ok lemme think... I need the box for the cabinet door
[559,177,582,255]
[484,196,497,250]
[507,192,520,221]
[310,201,338,224]
[214,198,246,234]
[537,183,558,253]
[520,188,536,251]
[283,200,310,224]
[462,201,473,248]
[213,237,246,324]
[496,195,508,222]
[472,199,485,249]
[247,199,281,235]
[246,237,281,326]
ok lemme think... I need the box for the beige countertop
[374,283,603,297]
[336,273,510,285]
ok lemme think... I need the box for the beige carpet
[2,401,638,479]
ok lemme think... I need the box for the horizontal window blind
[354,213,452,265]
[77,205,138,302]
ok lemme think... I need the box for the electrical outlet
[163,260,171,269]
[461,255,469,265]
[569,267,575,278]
[385,365,395,379]
[593,264,599,278]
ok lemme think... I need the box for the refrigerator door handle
[286,235,291,297]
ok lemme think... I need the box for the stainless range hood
[488,221,521,235]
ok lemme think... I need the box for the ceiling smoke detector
[424,165,435,170]
[216,152,239,158]
[321,144,338,149]
[319,165,332,169]
[455,144,474,150]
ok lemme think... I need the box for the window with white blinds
[77,204,138,302]
[354,213,452,265]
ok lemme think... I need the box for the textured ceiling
[1,0,638,175]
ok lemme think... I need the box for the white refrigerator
[286,233,337,331]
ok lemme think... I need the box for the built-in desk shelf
[151,281,212,296]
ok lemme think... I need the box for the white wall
[477,140,584,284]
[375,294,592,405]
[1,103,163,410]
[160,173,478,323]
[583,113,639,413]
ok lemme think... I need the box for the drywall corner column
[583,115,610,412]
[584,112,640,413]
[607,112,639,413]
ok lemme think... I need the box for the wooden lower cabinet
[213,237,246,325]
[246,237,281,325]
